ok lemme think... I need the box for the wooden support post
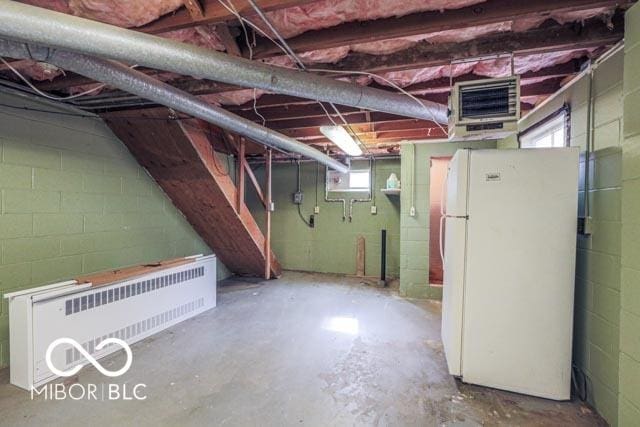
[356,236,365,277]
[264,148,272,279]
[243,159,266,206]
[236,138,245,213]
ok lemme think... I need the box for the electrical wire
[217,0,266,129]
[0,57,147,103]
[0,56,108,101]
[295,160,313,227]
[307,67,448,136]
[220,0,371,157]
[217,0,445,144]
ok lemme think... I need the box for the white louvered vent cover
[5,255,216,390]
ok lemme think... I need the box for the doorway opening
[429,156,452,285]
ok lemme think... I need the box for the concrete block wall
[620,3,640,425]
[398,140,496,299]
[0,90,228,368]
[501,49,624,424]
[248,159,400,278]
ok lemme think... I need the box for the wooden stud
[216,24,242,57]
[243,159,266,206]
[236,138,245,213]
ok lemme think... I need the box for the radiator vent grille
[65,297,205,365]
[64,266,205,316]
[458,79,518,120]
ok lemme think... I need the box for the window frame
[326,168,371,193]
[518,104,571,149]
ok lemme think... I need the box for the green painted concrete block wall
[620,4,640,425]
[0,90,229,369]
[500,49,624,425]
[398,140,496,299]
[248,159,400,277]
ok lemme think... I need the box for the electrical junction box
[371,206,377,214]
[293,191,303,204]
[314,206,320,214]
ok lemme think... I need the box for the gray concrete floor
[0,272,605,426]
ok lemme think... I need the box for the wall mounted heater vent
[448,76,520,141]
[5,254,216,390]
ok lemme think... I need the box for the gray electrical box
[293,191,303,204]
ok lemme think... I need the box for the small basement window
[519,106,570,149]
[327,169,371,192]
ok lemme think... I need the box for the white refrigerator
[440,148,579,400]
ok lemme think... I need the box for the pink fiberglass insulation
[14,1,227,80]
[164,25,226,52]
[67,0,184,27]
[373,49,592,87]
[19,62,64,81]
[375,49,595,88]
[200,89,268,107]
[20,0,71,13]
[261,0,487,39]
[268,6,616,65]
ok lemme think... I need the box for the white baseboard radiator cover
[5,254,217,390]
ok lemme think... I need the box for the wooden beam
[33,67,163,91]
[183,0,205,20]
[356,236,365,277]
[236,138,245,213]
[0,59,34,71]
[323,16,623,74]
[232,81,556,123]
[216,24,242,57]
[139,0,317,34]
[243,158,265,206]
[250,0,629,58]
[264,148,272,280]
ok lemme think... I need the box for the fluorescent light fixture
[319,125,363,156]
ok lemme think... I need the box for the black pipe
[380,229,387,285]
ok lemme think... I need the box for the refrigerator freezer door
[461,148,579,400]
[441,216,467,377]
[444,149,470,217]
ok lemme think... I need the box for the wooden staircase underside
[102,108,281,278]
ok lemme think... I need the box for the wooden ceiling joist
[139,0,317,34]
[224,75,564,112]
[230,79,556,124]
[183,0,205,20]
[323,16,623,74]
[249,0,629,59]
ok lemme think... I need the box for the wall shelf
[381,188,401,196]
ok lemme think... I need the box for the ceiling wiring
[0,56,107,101]
[218,0,370,156]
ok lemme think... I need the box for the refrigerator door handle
[439,214,446,264]
[440,166,450,217]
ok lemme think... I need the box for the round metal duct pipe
[0,1,448,125]
[0,40,349,173]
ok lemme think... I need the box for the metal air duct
[0,1,448,124]
[0,40,349,173]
